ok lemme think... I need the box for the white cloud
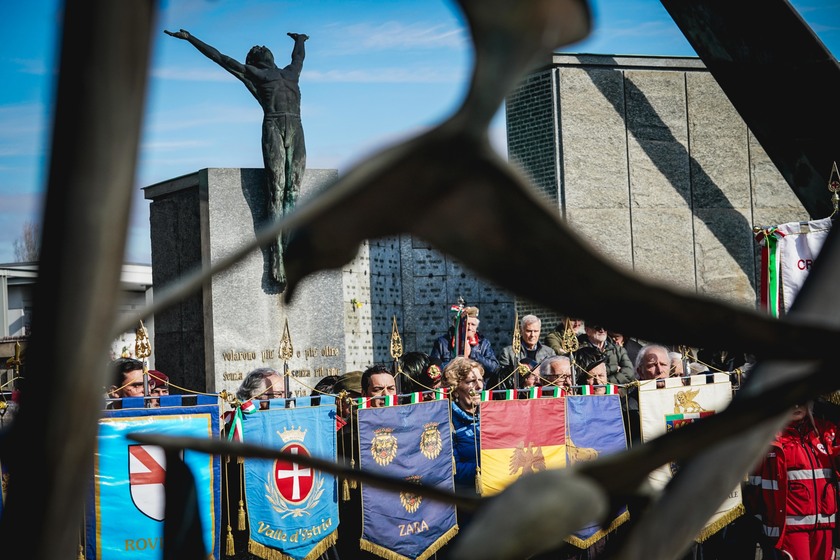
[324,21,467,52]
[304,67,461,84]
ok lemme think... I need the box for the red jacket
[749,417,840,548]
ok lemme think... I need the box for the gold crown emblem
[277,426,307,443]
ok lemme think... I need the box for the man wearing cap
[429,305,499,381]
[574,347,608,395]
[148,370,170,408]
[577,323,634,392]
[498,314,556,390]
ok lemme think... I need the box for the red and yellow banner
[479,398,566,496]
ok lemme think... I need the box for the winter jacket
[430,332,499,378]
[576,335,635,390]
[496,341,556,390]
[749,417,840,553]
[451,400,480,492]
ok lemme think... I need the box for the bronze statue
[165,29,309,290]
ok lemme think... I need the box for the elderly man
[538,355,574,394]
[623,344,673,446]
[430,305,499,380]
[361,364,397,407]
[635,344,671,382]
[236,367,286,410]
[577,323,634,392]
[498,314,556,390]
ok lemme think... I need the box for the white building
[0,262,154,382]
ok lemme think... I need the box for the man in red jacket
[749,402,840,559]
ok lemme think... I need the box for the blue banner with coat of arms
[86,403,221,559]
[564,395,629,549]
[242,397,339,560]
[358,399,458,560]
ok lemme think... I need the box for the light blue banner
[243,401,339,560]
[87,405,221,559]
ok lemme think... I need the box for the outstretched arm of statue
[164,28,247,78]
[287,32,308,75]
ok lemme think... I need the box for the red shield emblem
[274,443,314,503]
[128,444,166,521]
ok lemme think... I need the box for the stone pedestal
[144,168,374,397]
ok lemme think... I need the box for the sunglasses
[588,325,606,331]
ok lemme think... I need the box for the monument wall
[506,54,810,331]
[145,168,374,397]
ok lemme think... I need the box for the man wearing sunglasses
[577,323,634,392]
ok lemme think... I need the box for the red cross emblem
[274,443,313,503]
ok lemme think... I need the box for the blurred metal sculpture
[3,0,840,559]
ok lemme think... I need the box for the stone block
[558,67,630,209]
[564,208,633,270]
[693,208,757,307]
[687,73,751,208]
[630,207,697,292]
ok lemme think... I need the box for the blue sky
[1,0,838,264]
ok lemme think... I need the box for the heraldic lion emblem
[420,422,442,460]
[400,475,423,513]
[371,427,398,466]
[673,388,706,414]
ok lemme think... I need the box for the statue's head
[246,45,275,67]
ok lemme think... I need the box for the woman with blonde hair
[445,357,484,494]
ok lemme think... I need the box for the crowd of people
[102,305,840,560]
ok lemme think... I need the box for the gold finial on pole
[279,318,294,398]
[390,316,404,394]
[5,341,23,377]
[560,317,579,354]
[829,161,840,219]
[512,311,521,357]
[134,320,152,404]
[134,320,151,365]
[390,315,403,368]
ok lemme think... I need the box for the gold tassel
[226,525,235,557]
[342,478,351,501]
[78,544,85,560]
[349,459,358,489]
[475,467,482,494]
[238,499,246,531]
[237,455,244,464]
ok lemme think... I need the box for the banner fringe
[249,530,337,560]
[342,478,351,501]
[359,525,458,560]
[415,524,459,560]
[695,503,744,542]
[565,510,630,549]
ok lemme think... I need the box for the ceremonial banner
[242,397,338,560]
[564,395,628,548]
[639,375,742,541]
[479,397,566,496]
[87,404,221,560]
[358,400,457,560]
[756,217,831,316]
